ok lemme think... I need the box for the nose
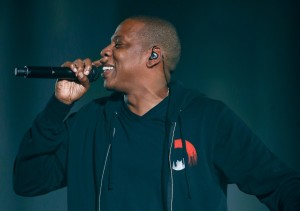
[100,44,112,58]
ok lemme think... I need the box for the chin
[103,81,116,91]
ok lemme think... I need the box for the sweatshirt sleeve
[213,103,300,210]
[13,95,73,196]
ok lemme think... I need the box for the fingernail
[78,72,83,78]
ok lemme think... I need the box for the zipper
[168,122,177,211]
[98,143,111,211]
[98,126,116,211]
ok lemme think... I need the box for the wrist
[57,98,74,105]
[54,94,75,105]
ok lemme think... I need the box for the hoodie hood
[167,81,204,122]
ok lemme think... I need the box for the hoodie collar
[167,80,202,122]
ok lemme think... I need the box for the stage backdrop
[1,0,299,210]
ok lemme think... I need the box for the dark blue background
[1,0,299,210]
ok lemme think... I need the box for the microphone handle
[14,66,101,82]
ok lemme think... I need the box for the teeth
[103,66,114,71]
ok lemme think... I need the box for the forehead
[111,19,145,41]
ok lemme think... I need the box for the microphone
[14,66,101,82]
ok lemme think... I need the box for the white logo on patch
[172,158,185,171]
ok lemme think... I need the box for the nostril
[100,45,113,57]
[101,50,111,58]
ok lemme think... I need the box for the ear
[146,47,162,68]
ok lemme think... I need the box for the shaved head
[123,16,181,72]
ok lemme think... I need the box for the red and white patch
[172,139,197,171]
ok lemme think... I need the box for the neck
[124,86,169,116]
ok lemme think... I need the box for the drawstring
[178,113,192,199]
[108,112,118,190]
[98,111,117,211]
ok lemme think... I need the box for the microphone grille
[14,66,28,77]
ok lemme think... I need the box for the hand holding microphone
[15,58,102,105]
[55,59,94,105]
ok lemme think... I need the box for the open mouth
[103,66,114,72]
[101,65,115,78]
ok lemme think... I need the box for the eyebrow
[111,35,122,42]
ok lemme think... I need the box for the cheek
[114,48,145,71]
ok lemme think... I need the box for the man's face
[100,19,147,92]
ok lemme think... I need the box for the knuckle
[74,58,82,63]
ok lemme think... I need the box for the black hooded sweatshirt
[14,81,300,210]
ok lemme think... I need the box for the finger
[77,71,90,89]
[61,61,72,68]
[83,58,92,75]
[61,61,77,78]
[92,60,102,68]
[73,58,84,73]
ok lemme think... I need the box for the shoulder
[81,91,123,111]
[168,80,231,119]
[68,92,123,121]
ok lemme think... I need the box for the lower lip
[102,69,114,78]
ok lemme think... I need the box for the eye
[112,36,124,49]
[114,40,123,49]
[114,43,121,48]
